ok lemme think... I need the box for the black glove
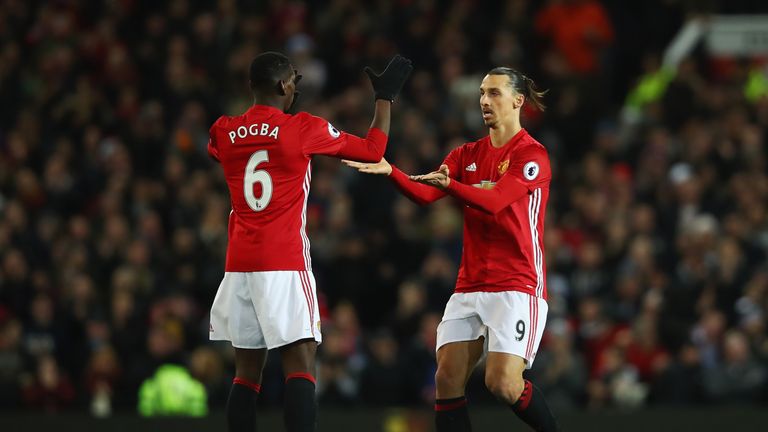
[364,55,413,102]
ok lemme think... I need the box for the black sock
[435,396,472,432]
[284,373,317,432]
[227,377,261,432]
[510,380,560,432]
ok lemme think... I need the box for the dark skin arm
[370,99,391,135]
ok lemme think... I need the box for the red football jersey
[446,130,550,298]
[208,104,386,272]
[390,129,550,298]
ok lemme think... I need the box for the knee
[281,339,317,375]
[234,348,267,383]
[235,358,263,382]
[485,373,525,404]
[235,367,262,384]
[435,365,466,395]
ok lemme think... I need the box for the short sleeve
[508,146,551,190]
[298,112,348,156]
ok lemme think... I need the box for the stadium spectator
[22,355,76,412]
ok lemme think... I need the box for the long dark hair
[487,67,547,111]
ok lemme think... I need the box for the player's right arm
[207,117,225,163]
[414,146,551,215]
[343,146,461,206]
[389,163,447,205]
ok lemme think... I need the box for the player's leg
[250,270,322,432]
[485,353,559,431]
[434,293,487,431]
[434,338,485,432]
[482,292,559,432]
[228,347,268,432]
[209,272,270,431]
[280,338,318,432]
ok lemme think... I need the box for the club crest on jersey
[523,161,539,180]
[498,159,509,175]
[327,122,341,139]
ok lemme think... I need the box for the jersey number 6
[244,150,272,212]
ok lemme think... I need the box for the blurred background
[1,0,768,430]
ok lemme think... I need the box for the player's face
[479,74,522,128]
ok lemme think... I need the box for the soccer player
[207,52,412,432]
[345,68,560,432]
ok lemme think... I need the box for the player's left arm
[334,99,391,162]
[302,56,412,162]
[299,109,389,163]
[414,146,550,214]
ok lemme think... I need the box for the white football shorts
[436,291,548,369]
[209,271,322,349]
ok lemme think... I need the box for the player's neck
[252,96,285,111]
[489,120,522,148]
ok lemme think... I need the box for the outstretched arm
[343,159,447,205]
[411,165,530,214]
[445,175,530,214]
[391,165,447,205]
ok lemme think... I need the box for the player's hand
[410,164,451,189]
[342,158,393,175]
[364,55,413,102]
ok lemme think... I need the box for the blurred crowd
[1,0,768,415]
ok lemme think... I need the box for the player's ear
[514,93,525,109]
[276,80,288,96]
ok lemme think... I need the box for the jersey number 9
[244,150,273,212]
[515,320,526,341]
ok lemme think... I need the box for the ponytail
[487,67,548,112]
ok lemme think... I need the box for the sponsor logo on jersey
[523,161,539,180]
[465,162,477,172]
[472,180,496,190]
[327,122,340,139]
[498,159,509,175]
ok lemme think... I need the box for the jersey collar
[486,128,528,151]
[246,104,284,118]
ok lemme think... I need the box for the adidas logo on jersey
[465,163,477,171]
